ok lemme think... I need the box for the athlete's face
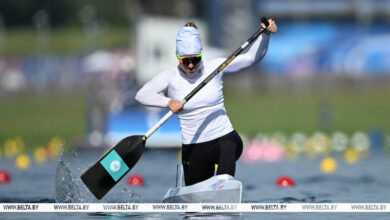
[178,54,202,75]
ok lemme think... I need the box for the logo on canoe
[212,180,225,190]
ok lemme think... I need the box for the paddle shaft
[144,19,269,139]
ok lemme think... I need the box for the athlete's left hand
[261,18,277,34]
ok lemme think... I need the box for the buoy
[34,146,47,163]
[4,139,19,158]
[285,143,300,160]
[276,176,295,187]
[14,137,25,153]
[344,148,359,164]
[127,174,145,186]
[262,141,285,162]
[242,139,285,163]
[242,140,263,163]
[320,157,337,173]
[331,132,348,152]
[15,154,30,170]
[0,170,10,184]
[47,136,64,158]
[351,132,370,153]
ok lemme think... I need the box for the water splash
[55,149,144,203]
[115,187,144,203]
[55,158,81,203]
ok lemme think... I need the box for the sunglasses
[177,50,202,66]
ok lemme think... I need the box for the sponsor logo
[212,180,224,191]
[100,150,129,181]
[110,160,121,172]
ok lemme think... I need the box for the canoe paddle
[81,17,270,200]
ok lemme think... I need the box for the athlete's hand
[261,18,277,34]
[168,99,183,113]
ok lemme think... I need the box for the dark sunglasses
[177,51,202,66]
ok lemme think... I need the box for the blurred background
[0,0,390,201]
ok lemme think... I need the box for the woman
[136,19,277,186]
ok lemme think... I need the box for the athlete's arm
[135,70,172,108]
[223,19,277,74]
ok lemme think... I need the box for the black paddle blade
[81,135,145,199]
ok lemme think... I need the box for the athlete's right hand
[262,18,277,34]
[168,99,183,113]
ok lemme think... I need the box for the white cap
[176,26,202,56]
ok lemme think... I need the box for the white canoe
[163,174,242,203]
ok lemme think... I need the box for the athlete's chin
[186,69,197,74]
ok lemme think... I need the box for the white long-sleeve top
[135,34,270,144]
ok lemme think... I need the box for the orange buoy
[127,174,145,186]
[0,170,10,184]
[276,176,295,187]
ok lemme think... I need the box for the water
[1,148,390,219]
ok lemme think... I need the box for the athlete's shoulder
[155,66,178,78]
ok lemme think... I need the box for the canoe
[163,174,242,203]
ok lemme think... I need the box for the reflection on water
[183,213,242,220]
[301,175,375,184]
[86,213,243,220]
